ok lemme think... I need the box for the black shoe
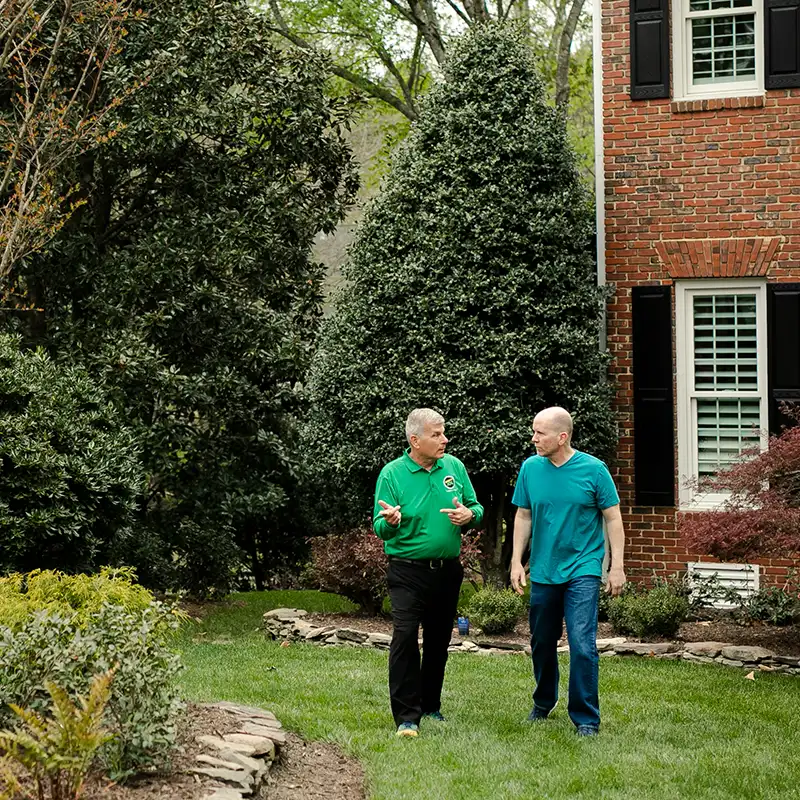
[576,725,599,737]
[527,699,558,722]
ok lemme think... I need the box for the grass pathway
[178,592,800,800]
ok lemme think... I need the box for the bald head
[534,407,573,439]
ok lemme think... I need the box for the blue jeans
[528,575,601,730]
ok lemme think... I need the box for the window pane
[691,14,756,85]
[696,399,761,477]
[693,293,758,390]
[689,0,754,10]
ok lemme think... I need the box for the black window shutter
[630,0,670,99]
[632,286,674,506]
[768,284,800,433]
[766,0,800,89]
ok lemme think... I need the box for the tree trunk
[474,473,512,588]
[555,0,586,109]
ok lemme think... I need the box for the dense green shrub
[731,585,800,627]
[608,586,689,638]
[0,335,143,575]
[0,567,153,630]
[303,23,615,586]
[0,602,183,780]
[307,530,388,615]
[467,587,526,635]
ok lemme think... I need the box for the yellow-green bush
[0,568,154,631]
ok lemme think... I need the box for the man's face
[531,415,565,457]
[413,422,448,460]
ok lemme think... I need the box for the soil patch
[264,732,365,800]
[4,703,365,800]
[307,612,800,657]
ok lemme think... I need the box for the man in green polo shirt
[373,408,484,738]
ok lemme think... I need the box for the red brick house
[593,0,800,589]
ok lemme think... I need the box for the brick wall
[601,0,800,584]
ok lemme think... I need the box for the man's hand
[440,498,474,526]
[378,499,401,527]
[510,561,527,595]
[605,566,626,597]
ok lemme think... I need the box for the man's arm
[602,504,626,596]
[510,507,532,595]
[373,471,400,541]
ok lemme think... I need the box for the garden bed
[4,703,364,800]
[305,611,800,657]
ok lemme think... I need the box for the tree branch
[266,1,417,119]
[555,0,585,108]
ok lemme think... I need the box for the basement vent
[687,562,760,609]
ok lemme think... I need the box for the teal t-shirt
[511,450,619,584]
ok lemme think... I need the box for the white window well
[676,280,768,509]
[672,0,763,99]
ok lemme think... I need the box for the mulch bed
[306,611,800,657]
[4,704,365,800]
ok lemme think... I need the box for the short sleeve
[595,463,620,510]
[511,461,531,509]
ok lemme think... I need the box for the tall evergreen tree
[4,0,358,594]
[304,23,615,585]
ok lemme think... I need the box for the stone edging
[194,701,286,799]
[263,608,800,676]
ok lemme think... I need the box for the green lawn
[179,591,800,800]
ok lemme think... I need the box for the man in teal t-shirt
[373,408,483,738]
[510,407,626,737]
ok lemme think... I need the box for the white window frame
[676,279,768,510]
[672,0,764,100]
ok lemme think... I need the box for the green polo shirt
[373,450,484,560]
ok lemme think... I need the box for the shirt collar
[403,448,442,472]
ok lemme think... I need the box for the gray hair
[405,408,445,444]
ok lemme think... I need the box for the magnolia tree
[681,421,800,560]
[304,23,615,585]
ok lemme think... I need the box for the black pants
[386,557,464,726]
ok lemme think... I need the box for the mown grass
[179,591,800,800]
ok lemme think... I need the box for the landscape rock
[336,628,369,643]
[473,639,525,651]
[196,754,246,771]
[614,642,680,656]
[721,645,775,663]
[198,736,260,757]
[218,749,268,777]
[190,767,254,792]
[203,789,245,800]
[263,608,308,620]
[223,733,277,756]
[720,658,744,668]
[683,641,730,658]
[368,632,392,648]
[238,722,286,746]
[682,653,716,664]
[596,637,627,652]
[306,626,336,640]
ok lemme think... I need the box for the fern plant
[0,669,115,800]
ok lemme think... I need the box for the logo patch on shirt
[443,475,456,491]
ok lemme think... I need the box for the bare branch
[443,0,472,25]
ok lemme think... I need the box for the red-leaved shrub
[308,529,388,614]
[681,420,800,561]
[308,528,484,614]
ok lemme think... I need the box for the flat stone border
[263,609,800,676]
[194,701,286,799]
